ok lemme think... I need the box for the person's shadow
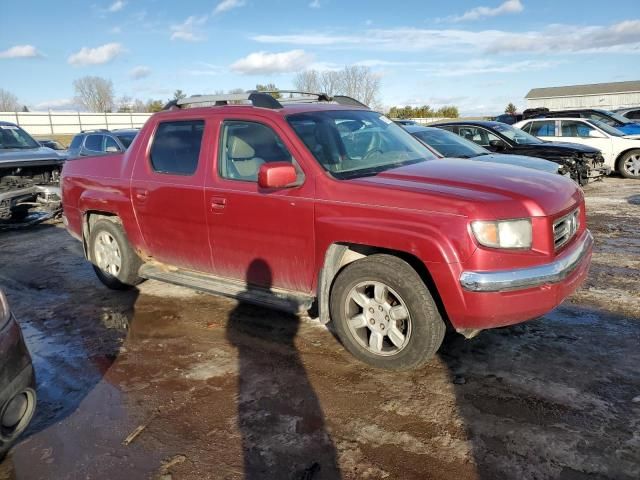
[226,259,341,480]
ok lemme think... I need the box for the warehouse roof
[526,80,640,99]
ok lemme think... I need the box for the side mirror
[587,130,606,138]
[105,145,120,153]
[489,139,507,151]
[258,162,298,189]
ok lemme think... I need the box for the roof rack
[162,91,369,111]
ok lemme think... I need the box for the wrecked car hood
[0,147,67,169]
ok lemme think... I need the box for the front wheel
[88,219,143,290]
[618,150,640,179]
[330,254,446,370]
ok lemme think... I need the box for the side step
[139,264,314,315]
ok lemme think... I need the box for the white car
[514,117,640,179]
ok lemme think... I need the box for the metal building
[525,81,640,110]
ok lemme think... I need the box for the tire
[329,254,446,370]
[617,150,640,179]
[10,207,29,222]
[88,219,143,290]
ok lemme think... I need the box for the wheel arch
[316,243,449,329]
[82,211,121,259]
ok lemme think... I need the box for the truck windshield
[288,110,436,179]
[0,124,40,149]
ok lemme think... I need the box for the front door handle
[210,196,227,211]
[134,189,149,202]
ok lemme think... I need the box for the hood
[618,124,640,135]
[0,146,67,169]
[471,153,559,174]
[537,141,601,154]
[352,159,581,219]
[622,133,640,140]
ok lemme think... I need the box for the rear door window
[149,120,204,175]
[530,121,556,136]
[105,136,120,152]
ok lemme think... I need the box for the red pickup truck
[62,92,593,370]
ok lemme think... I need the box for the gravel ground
[0,177,638,480]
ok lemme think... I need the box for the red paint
[62,104,591,330]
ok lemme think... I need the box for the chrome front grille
[553,209,579,250]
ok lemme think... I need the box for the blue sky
[1,0,640,114]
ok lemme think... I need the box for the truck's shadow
[226,259,341,480]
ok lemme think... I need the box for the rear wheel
[618,150,640,179]
[330,254,446,370]
[88,219,143,290]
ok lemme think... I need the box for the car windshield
[589,119,624,137]
[492,123,544,145]
[115,133,136,149]
[411,128,488,158]
[595,109,632,125]
[288,110,437,179]
[0,124,40,149]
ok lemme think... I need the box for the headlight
[0,290,10,329]
[471,219,532,249]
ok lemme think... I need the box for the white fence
[0,111,153,136]
[402,117,453,125]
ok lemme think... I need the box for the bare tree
[294,66,381,107]
[293,70,320,93]
[0,88,20,111]
[73,76,115,112]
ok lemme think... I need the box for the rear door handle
[210,196,227,211]
[134,189,149,202]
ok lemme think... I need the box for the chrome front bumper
[460,230,593,292]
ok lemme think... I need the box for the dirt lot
[0,177,638,480]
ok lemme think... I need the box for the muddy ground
[0,177,638,480]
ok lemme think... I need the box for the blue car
[525,108,640,135]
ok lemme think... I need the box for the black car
[434,120,608,185]
[67,128,139,160]
[405,125,563,176]
[523,108,640,135]
[394,119,419,126]
[0,289,36,458]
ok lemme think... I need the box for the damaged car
[0,121,65,223]
[435,120,608,185]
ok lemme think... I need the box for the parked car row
[514,117,640,179]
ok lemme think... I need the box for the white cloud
[309,0,321,8]
[213,0,245,14]
[129,65,151,79]
[67,43,123,66]
[451,0,523,22]
[0,45,40,59]
[107,0,126,12]
[252,20,640,55]
[170,15,208,41]
[230,50,313,74]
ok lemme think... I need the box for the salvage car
[66,128,139,160]
[62,91,593,370]
[614,107,640,121]
[0,289,36,459]
[0,121,64,222]
[37,139,66,151]
[405,124,564,175]
[514,117,640,179]
[435,120,607,185]
[524,108,640,135]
